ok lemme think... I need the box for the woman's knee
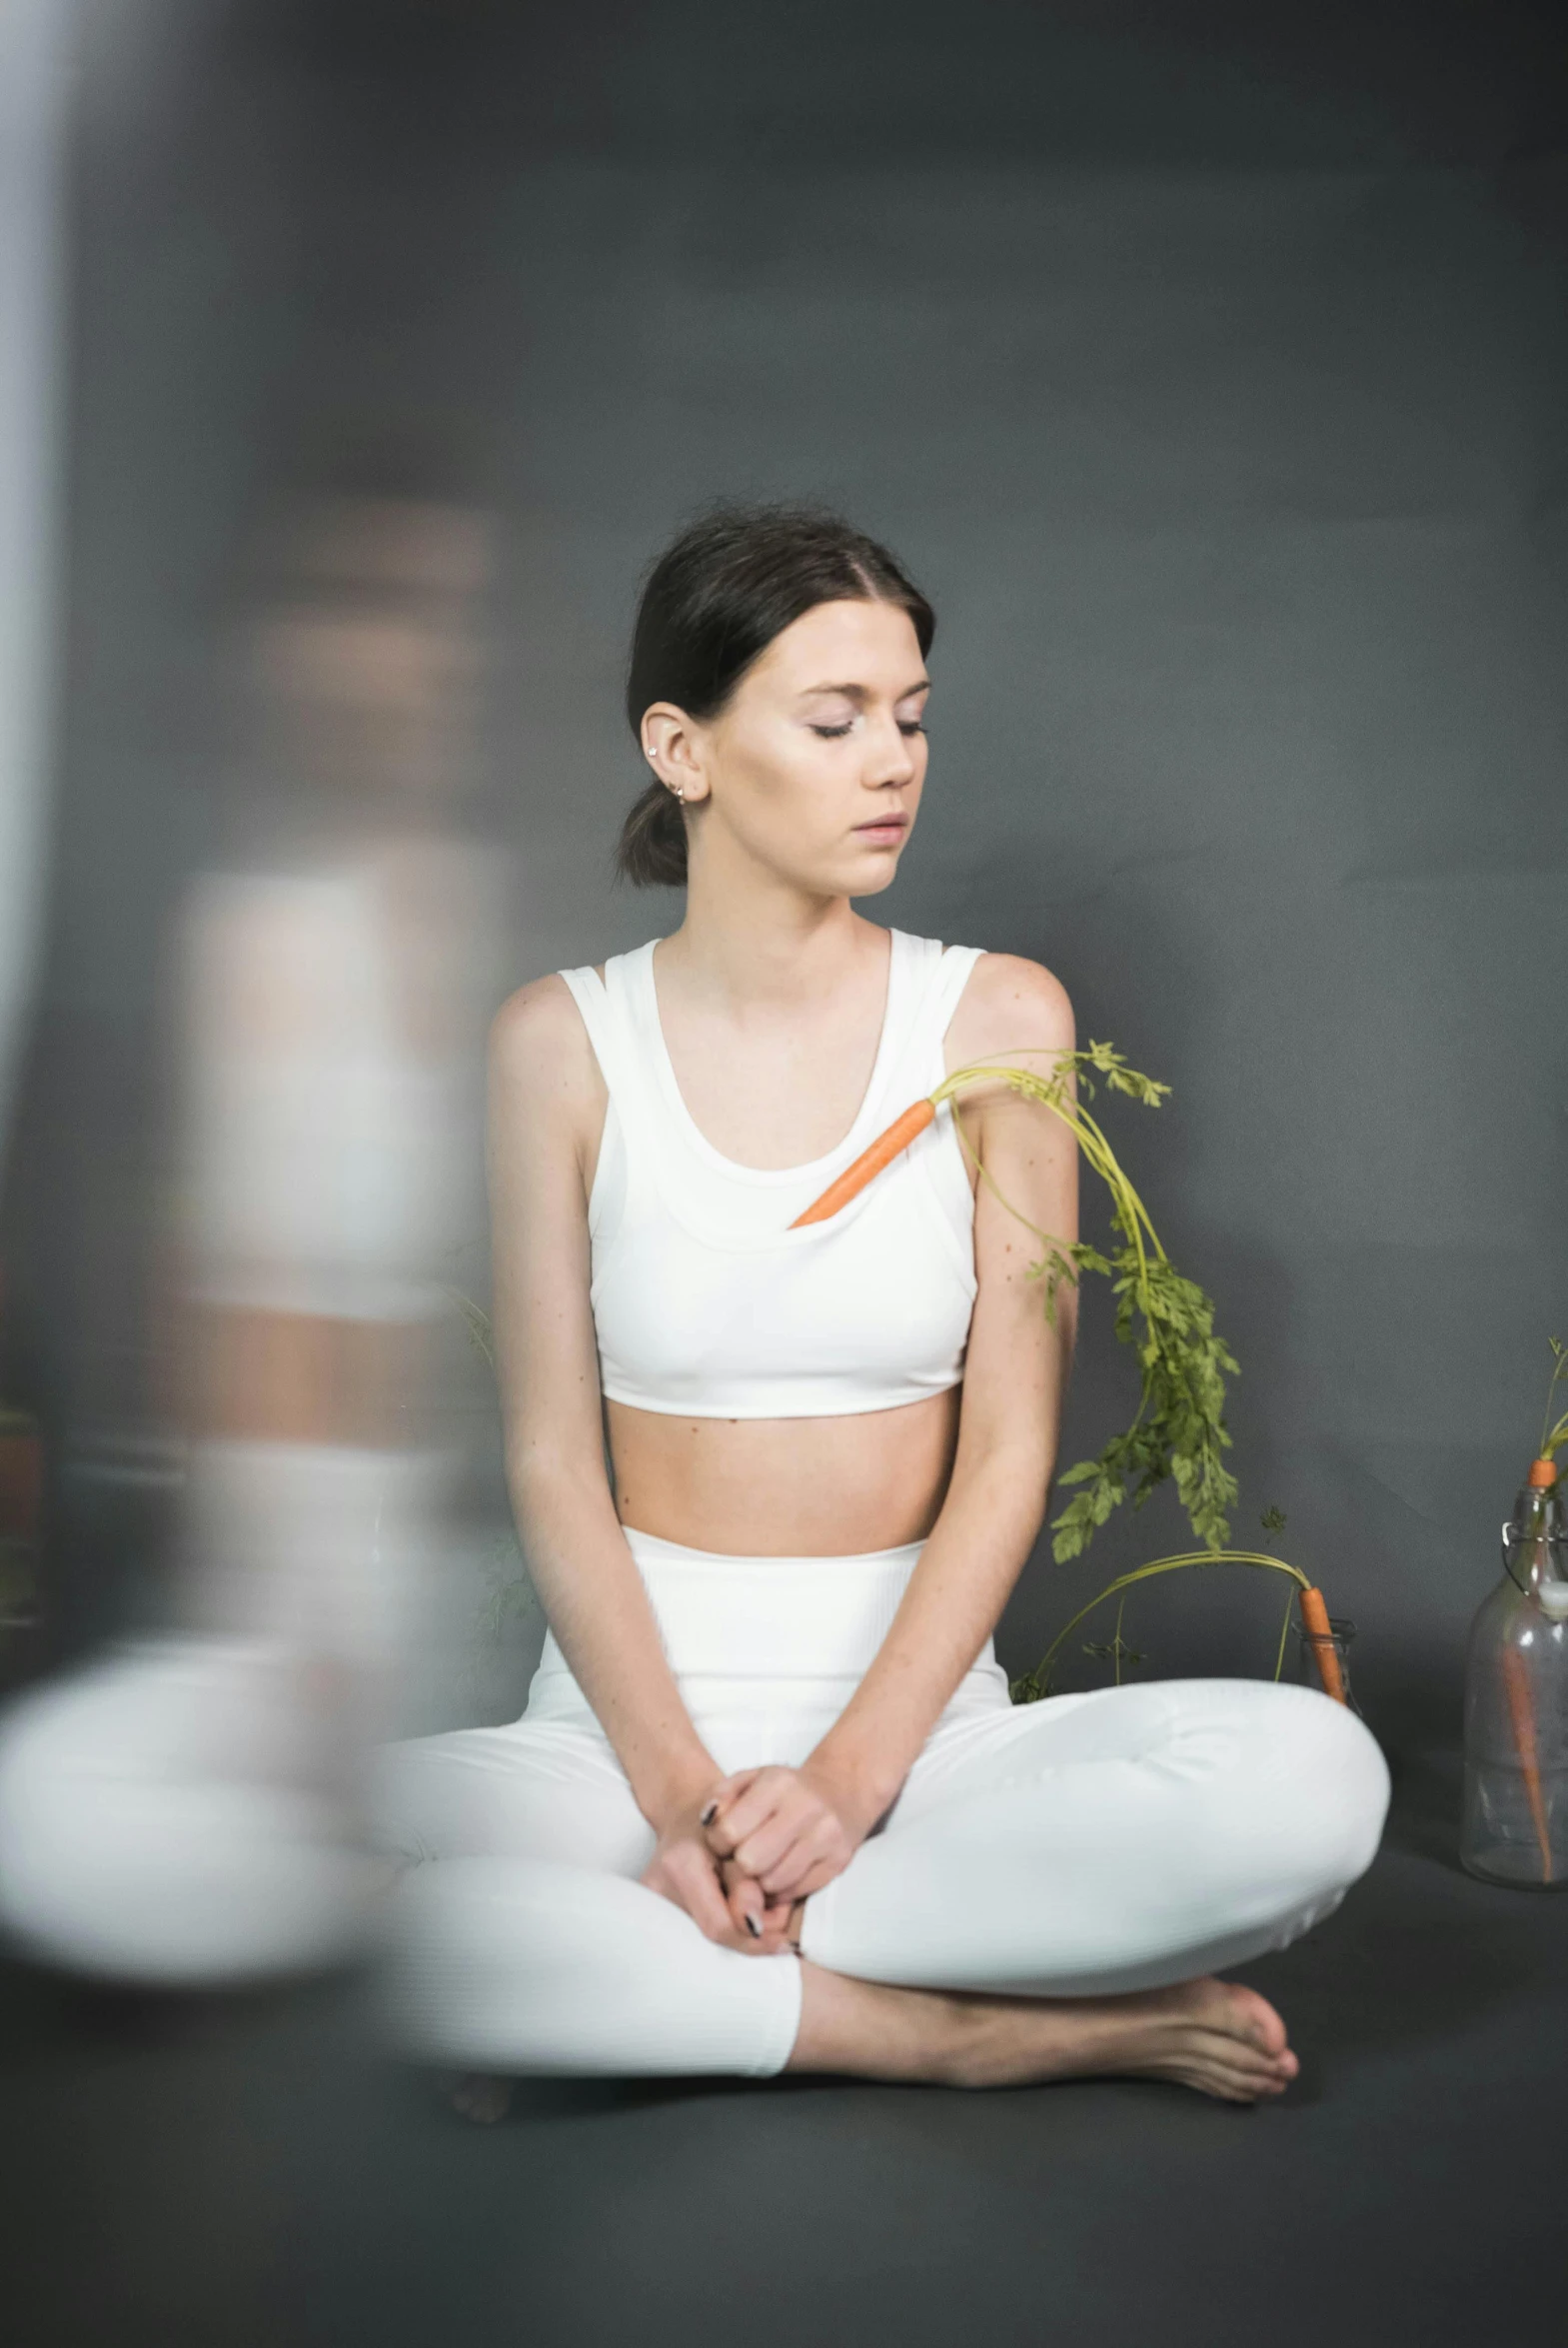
[372,1726,654,1875]
[1233,1681,1391,1893]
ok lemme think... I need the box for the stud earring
[669,783,686,803]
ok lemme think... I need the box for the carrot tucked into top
[1297,1584,1346,1704]
[789,1098,935,1226]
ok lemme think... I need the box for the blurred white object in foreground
[0,1638,378,1982]
[0,494,494,1984]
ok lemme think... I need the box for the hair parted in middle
[617,503,934,888]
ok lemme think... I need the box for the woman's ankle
[788,1962,981,2082]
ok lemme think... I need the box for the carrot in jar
[1502,1644,1553,1884]
[1298,1585,1347,1703]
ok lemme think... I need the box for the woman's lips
[854,816,909,841]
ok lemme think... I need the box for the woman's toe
[1229,1986,1289,2057]
[1187,2032,1289,2092]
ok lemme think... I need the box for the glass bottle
[1461,1458,1568,1888]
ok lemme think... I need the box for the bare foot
[442,2071,514,2125]
[957,1975,1297,2101]
[791,1968,1298,2104]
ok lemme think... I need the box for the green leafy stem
[1010,1547,1310,1705]
[937,1044,1239,1564]
[1540,1335,1568,1463]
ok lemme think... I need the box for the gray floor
[3,1732,1561,2348]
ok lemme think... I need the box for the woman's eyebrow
[797,678,930,700]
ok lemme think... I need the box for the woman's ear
[640,703,711,806]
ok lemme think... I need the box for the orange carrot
[790,1098,936,1227]
[1502,1645,1553,1884]
[1298,1585,1347,1703]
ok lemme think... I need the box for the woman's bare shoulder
[489,972,604,1110]
[949,950,1074,1065]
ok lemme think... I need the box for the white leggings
[379,1530,1390,2077]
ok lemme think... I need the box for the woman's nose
[865,717,916,786]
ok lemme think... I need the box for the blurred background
[0,1,1565,2336]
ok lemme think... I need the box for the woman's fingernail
[700,1801,719,1826]
[744,1912,762,1939]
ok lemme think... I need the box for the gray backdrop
[5,0,1566,1747]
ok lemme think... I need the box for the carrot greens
[936,1043,1239,1564]
[1009,1545,1311,1704]
[1539,1335,1568,1466]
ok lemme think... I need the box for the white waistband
[526,1525,1013,1721]
[526,1526,1014,1729]
[617,1526,924,1679]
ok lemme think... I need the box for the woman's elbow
[954,1424,1053,1535]
[505,1431,606,1524]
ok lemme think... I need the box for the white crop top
[556,931,983,1419]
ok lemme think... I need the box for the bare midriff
[606,1386,962,1558]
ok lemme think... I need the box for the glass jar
[1461,1461,1568,1889]
[1293,1615,1362,1717]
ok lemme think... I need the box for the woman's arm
[704,954,1077,1903]
[489,980,754,1945]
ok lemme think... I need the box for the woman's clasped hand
[639,1763,868,1954]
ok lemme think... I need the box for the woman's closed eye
[809,718,926,741]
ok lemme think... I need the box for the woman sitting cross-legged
[380,506,1389,2107]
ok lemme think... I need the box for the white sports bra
[557,931,984,1419]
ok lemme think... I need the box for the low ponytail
[616,780,688,889]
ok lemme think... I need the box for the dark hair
[616,505,935,887]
